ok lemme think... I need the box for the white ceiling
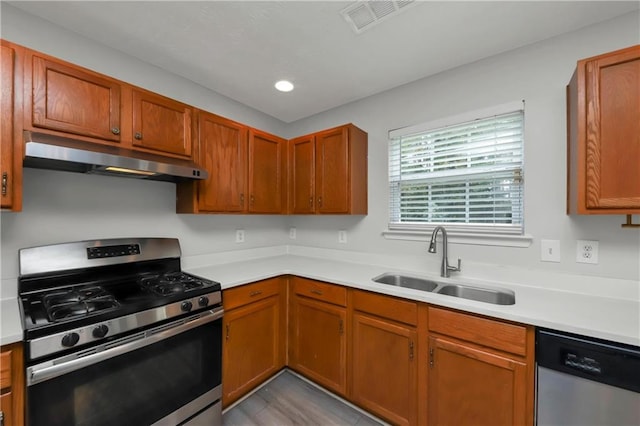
[8,1,640,123]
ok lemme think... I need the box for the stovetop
[20,270,220,338]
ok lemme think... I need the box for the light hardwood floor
[222,370,385,426]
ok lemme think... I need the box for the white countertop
[185,252,640,347]
[2,248,639,347]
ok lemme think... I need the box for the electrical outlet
[576,240,598,264]
[289,227,297,240]
[540,239,561,262]
[235,229,245,243]
[338,230,347,244]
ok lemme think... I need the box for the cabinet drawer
[353,290,418,326]
[0,350,11,390]
[292,277,347,307]
[428,307,527,356]
[0,391,13,425]
[223,278,281,311]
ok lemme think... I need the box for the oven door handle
[28,307,223,386]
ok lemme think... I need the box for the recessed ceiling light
[275,80,294,92]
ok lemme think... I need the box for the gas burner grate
[140,272,206,296]
[43,286,119,321]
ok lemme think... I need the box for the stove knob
[181,301,193,312]
[198,296,209,307]
[61,332,80,347]
[92,324,109,339]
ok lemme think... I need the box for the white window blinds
[388,106,524,235]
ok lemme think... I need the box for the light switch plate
[541,239,560,262]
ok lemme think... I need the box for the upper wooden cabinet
[131,89,193,158]
[178,115,286,214]
[193,111,248,212]
[248,129,287,213]
[1,44,16,210]
[289,124,367,214]
[28,52,122,143]
[567,45,640,215]
[24,49,194,160]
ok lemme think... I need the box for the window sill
[382,229,533,248]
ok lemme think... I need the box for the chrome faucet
[428,226,461,278]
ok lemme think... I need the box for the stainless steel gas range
[18,238,223,426]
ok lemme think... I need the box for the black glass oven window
[28,320,222,426]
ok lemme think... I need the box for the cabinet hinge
[429,347,434,368]
[339,319,344,335]
[409,340,414,360]
[225,324,230,341]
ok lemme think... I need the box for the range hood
[23,131,208,182]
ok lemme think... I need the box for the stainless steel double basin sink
[372,273,515,305]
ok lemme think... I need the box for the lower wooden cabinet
[222,278,286,407]
[427,307,535,426]
[351,313,417,425]
[0,342,25,426]
[288,277,347,396]
[222,278,535,425]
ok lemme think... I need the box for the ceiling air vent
[341,0,416,34]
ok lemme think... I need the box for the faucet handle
[447,258,462,273]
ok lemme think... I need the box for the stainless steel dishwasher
[536,329,640,426]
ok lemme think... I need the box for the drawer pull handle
[249,290,263,297]
[1,172,7,196]
[310,289,323,296]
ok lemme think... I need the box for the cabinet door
[428,335,528,426]
[315,126,350,213]
[132,89,192,158]
[289,296,347,396]
[248,129,286,213]
[222,296,282,407]
[31,54,121,141]
[1,45,14,209]
[288,135,315,214]
[197,112,248,212]
[352,313,417,426]
[584,47,640,210]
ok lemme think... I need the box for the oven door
[26,308,223,426]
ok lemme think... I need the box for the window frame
[384,101,532,247]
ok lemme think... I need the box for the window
[388,103,524,237]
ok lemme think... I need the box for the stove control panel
[87,244,141,259]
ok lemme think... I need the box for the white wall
[1,5,639,295]
[285,11,640,281]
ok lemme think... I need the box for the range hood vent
[23,131,208,182]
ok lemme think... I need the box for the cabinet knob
[250,195,255,205]
[111,127,120,135]
[318,197,322,207]
[240,193,245,204]
[135,132,143,140]
[1,172,7,196]
[309,197,313,207]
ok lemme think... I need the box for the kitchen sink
[436,284,515,305]
[371,273,515,305]
[372,273,439,292]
